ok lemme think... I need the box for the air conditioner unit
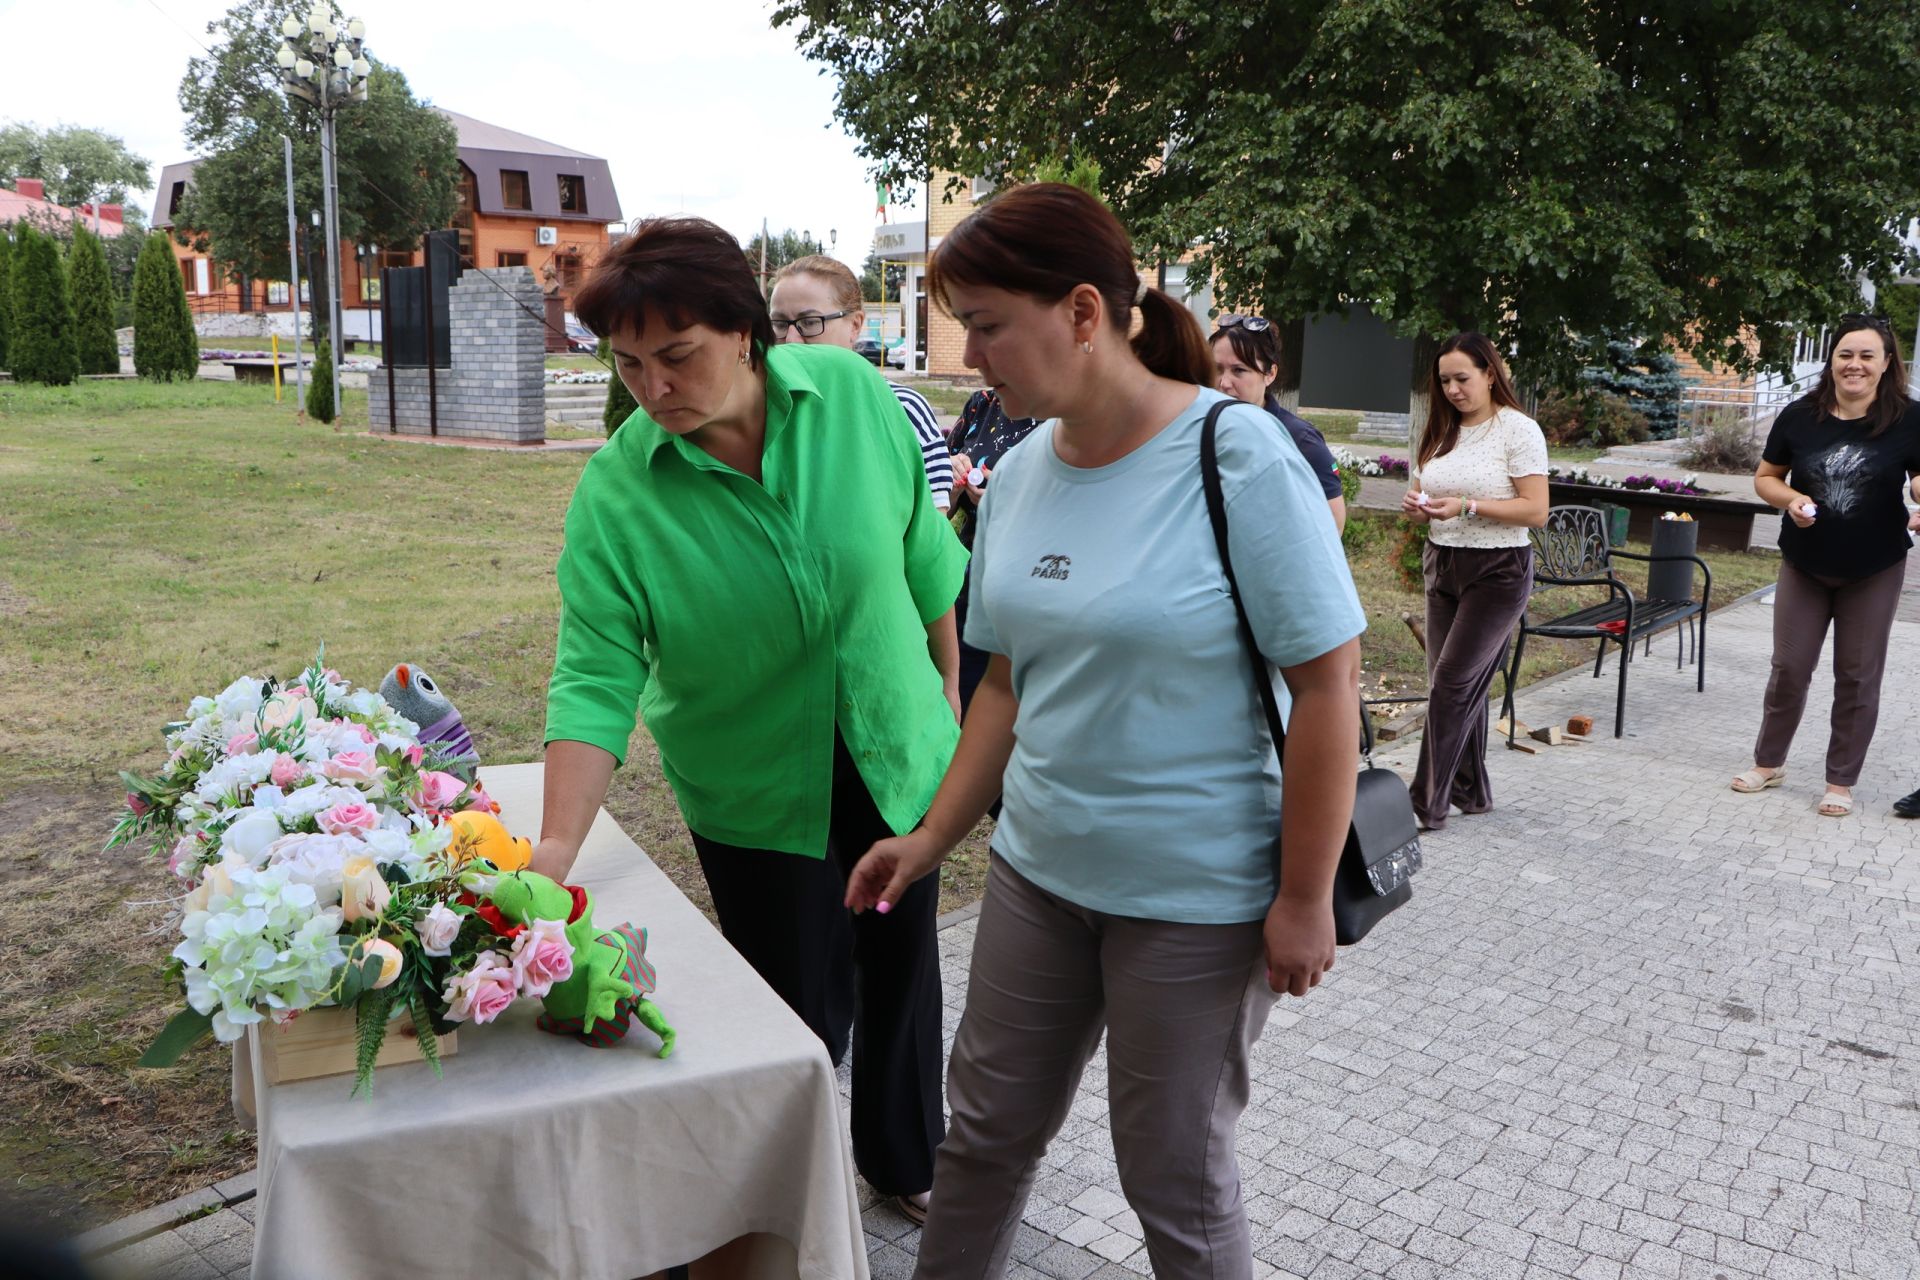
[535,226,558,246]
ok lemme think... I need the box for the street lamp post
[276,6,371,422]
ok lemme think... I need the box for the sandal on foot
[894,1194,929,1227]
[1818,790,1853,817]
[1730,767,1786,793]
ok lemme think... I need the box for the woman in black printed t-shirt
[1731,316,1920,818]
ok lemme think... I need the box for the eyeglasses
[1837,313,1893,334]
[770,310,850,338]
[1217,314,1271,332]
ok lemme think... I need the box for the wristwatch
[1466,499,1480,519]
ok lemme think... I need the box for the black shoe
[1894,787,1920,819]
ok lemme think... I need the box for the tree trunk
[1273,317,1306,412]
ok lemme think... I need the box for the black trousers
[690,735,945,1196]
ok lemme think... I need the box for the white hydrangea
[194,751,278,803]
[214,676,268,725]
[263,831,363,904]
[174,864,345,1042]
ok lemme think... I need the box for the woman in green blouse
[535,217,967,1219]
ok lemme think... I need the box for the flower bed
[1330,447,1409,479]
[1547,465,1706,497]
[546,368,611,385]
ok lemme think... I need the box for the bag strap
[1200,400,1377,768]
[1200,400,1289,758]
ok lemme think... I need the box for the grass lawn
[0,379,1780,1232]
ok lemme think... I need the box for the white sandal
[1730,766,1786,793]
[1818,789,1853,817]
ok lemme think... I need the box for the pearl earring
[1080,341,1092,355]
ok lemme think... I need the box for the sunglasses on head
[1217,314,1271,332]
[1837,313,1893,334]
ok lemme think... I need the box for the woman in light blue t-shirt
[844,183,1368,1280]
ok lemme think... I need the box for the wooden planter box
[1547,483,1772,551]
[253,1006,458,1086]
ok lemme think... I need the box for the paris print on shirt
[1030,554,1071,580]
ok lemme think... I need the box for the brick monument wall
[368,266,546,444]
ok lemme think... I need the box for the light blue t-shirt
[966,389,1366,924]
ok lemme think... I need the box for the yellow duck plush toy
[445,810,533,873]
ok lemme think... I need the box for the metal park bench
[1499,505,1712,745]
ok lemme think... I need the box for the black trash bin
[1647,516,1699,601]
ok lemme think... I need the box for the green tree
[1881,284,1919,360]
[0,232,13,371]
[0,123,151,207]
[1583,338,1685,441]
[776,1,1920,395]
[9,224,79,386]
[307,334,335,423]
[743,227,829,295]
[597,337,638,435]
[133,231,198,381]
[859,248,906,304]
[174,1,458,330]
[69,226,121,375]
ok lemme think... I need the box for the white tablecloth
[235,763,870,1280]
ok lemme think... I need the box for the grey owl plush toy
[380,663,478,772]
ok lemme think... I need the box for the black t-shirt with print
[1762,399,1920,580]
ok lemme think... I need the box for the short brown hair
[928,182,1214,387]
[575,217,775,369]
[773,254,864,314]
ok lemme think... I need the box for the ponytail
[1133,286,1216,386]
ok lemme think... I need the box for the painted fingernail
[876,900,892,915]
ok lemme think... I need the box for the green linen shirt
[545,342,969,857]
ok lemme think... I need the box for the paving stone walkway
[84,586,1919,1279]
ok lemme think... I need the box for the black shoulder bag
[1199,400,1420,945]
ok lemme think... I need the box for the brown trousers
[914,856,1276,1280]
[1413,542,1535,829]
[1754,556,1908,786]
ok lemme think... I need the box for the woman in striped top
[772,255,954,511]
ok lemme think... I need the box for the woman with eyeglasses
[771,254,954,512]
[1732,315,1920,818]
[1400,333,1549,832]
[1210,314,1346,530]
[538,219,966,1225]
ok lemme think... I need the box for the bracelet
[1467,499,1479,519]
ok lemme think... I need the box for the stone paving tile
[91,592,1920,1277]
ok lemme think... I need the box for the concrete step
[546,407,605,424]
[544,386,608,403]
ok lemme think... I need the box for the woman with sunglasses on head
[771,254,954,512]
[1210,314,1347,530]
[539,220,967,1224]
[1731,315,1920,818]
[843,183,1366,1279]
[1399,333,1549,833]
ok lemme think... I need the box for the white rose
[221,808,286,865]
[417,902,462,957]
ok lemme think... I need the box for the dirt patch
[0,784,253,1235]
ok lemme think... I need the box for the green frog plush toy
[486,871,675,1056]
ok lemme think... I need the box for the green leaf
[408,985,444,1079]
[350,985,396,1099]
[139,1007,215,1068]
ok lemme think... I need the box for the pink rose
[226,732,259,755]
[417,771,466,811]
[319,802,378,835]
[442,951,516,1024]
[404,745,425,768]
[416,902,462,957]
[285,685,310,699]
[320,751,379,783]
[270,755,310,789]
[126,792,149,817]
[509,919,574,997]
[356,724,377,745]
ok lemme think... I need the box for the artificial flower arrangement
[110,650,673,1095]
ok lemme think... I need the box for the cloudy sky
[0,0,920,268]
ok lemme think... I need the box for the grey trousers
[1413,542,1535,828]
[914,855,1277,1280]
[1754,556,1908,786]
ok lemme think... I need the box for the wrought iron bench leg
[1697,607,1707,692]
[1614,636,1630,737]
[1505,627,1530,746]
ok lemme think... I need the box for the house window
[181,259,195,293]
[453,164,478,269]
[497,251,527,268]
[267,281,290,305]
[168,181,186,218]
[970,175,997,202]
[557,174,586,214]
[500,170,531,211]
